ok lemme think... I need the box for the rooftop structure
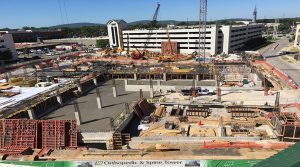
[0,33,18,60]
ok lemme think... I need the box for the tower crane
[198,0,207,64]
[143,3,161,55]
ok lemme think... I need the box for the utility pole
[198,0,207,64]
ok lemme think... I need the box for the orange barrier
[201,141,294,150]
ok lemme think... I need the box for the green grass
[289,47,300,52]
[281,56,289,60]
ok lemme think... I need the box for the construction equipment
[198,0,208,63]
[131,45,144,59]
[143,3,161,55]
[159,27,178,62]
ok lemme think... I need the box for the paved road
[258,38,300,87]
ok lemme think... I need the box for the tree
[278,23,290,32]
[22,26,36,30]
[96,39,109,48]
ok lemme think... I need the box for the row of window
[0,39,4,43]
[231,33,247,38]
[123,37,212,40]
[248,26,262,30]
[126,41,212,45]
[124,45,211,50]
[231,28,247,33]
[124,31,212,36]
[231,37,246,43]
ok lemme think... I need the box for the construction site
[0,1,300,166]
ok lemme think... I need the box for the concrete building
[0,29,66,43]
[294,23,300,48]
[0,32,18,60]
[107,20,127,49]
[107,20,262,55]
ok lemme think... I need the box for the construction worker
[268,87,273,95]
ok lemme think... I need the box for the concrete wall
[44,37,108,46]
[221,26,231,54]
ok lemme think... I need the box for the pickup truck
[181,87,215,96]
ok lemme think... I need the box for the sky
[0,0,300,29]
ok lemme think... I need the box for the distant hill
[128,20,184,25]
[49,22,105,29]
[36,17,300,30]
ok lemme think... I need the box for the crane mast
[198,0,207,64]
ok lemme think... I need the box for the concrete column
[56,95,63,106]
[217,88,221,102]
[112,87,117,97]
[96,87,103,109]
[157,80,161,86]
[163,73,167,81]
[93,78,98,86]
[73,101,82,125]
[27,109,35,119]
[112,79,117,97]
[140,89,143,98]
[196,74,199,81]
[150,88,154,98]
[215,74,218,86]
[77,83,82,94]
[74,111,82,125]
[134,73,137,80]
[97,97,102,109]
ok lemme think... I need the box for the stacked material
[0,83,13,90]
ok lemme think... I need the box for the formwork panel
[0,119,37,148]
[161,41,178,55]
[41,120,65,149]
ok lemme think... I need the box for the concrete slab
[42,80,148,132]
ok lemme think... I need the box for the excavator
[131,45,145,60]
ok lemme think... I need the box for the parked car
[181,87,215,96]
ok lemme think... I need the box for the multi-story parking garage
[107,20,262,55]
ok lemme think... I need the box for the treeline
[61,26,107,38]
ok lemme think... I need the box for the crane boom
[152,3,161,27]
[144,3,161,51]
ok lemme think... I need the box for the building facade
[294,24,300,48]
[0,29,66,43]
[0,33,18,60]
[107,20,127,49]
[107,20,262,55]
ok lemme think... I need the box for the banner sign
[0,160,261,167]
